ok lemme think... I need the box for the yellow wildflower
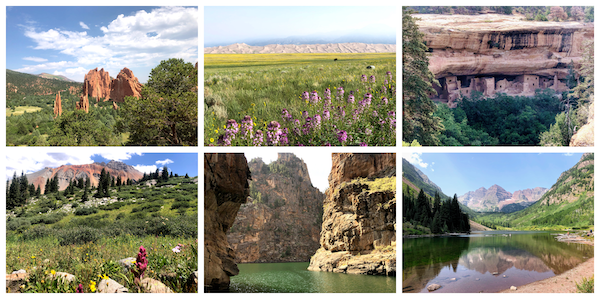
[89,281,96,292]
[210,138,214,143]
[51,270,56,275]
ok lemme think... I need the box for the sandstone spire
[83,68,112,101]
[53,91,62,118]
[76,94,90,113]
[109,67,142,102]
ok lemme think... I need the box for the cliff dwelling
[417,13,594,108]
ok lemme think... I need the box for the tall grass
[204,53,396,146]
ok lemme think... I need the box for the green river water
[403,230,593,293]
[230,262,396,293]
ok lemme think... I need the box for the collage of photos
[1,2,595,296]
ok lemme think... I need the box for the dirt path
[499,239,594,293]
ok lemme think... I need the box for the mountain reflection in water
[402,231,593,293]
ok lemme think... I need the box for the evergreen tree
[185,173,189,178]
[403,7,443,145]
[162,166,169,181]
[116,176,122,187]
[44,178,51,195]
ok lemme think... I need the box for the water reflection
[402,231,593,293]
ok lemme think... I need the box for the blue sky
[245,150,331,192]
[6,6,198,82]
[403,153,585,196]
[6,152,198,180]
[205,6,397,47]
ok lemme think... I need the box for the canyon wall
[308,153,396,276]
[227,153,323,263]
[417,14,594,106]
[204,153,251,291]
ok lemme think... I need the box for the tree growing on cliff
[118,58,198,146]
[402,7,443,146]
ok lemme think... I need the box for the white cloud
[23,56,47,62]
[6,153,95,180]
[19,6,198,81]
[134,164,157,174]
[99,152,143,161]
[563,153,574,156]
[404,152,429,168]
[15,61,78,74]
[156,159,174,165]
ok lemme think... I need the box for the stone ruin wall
[432,73,569,108]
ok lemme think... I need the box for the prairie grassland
[204,53,396,146]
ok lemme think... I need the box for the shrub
[21,226,55,241]
[74,206,98,216]
[58,226,100,246]
[6,218,31,232]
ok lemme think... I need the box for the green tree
[48,109,120,146]
[118,58,198,145]
[162,166,169,181]
[402,7,443,145]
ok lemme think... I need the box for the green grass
[576,276,594,293]
[204,53,396,146]
[6,177,198,293]
[6,106,43,116]
[351,177,396,194]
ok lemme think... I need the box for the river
[230,262,396,293]
[403,230,593,293]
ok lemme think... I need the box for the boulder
[6,272,28,293]
[510,286,518,291]
[50,272,76,283]
[97,278,128,293]
[141,278,173,293]
[427,284,441,291]
[84,68,112,100]
[119,257,137,270]
[109,67,142,102]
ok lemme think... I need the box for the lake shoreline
[499,238,594,293]
[403,232,468,238]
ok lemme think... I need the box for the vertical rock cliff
[308,153,396,276]
[204,153,251,291]
[227,153,324,263]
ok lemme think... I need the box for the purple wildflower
[302,91,310,101]
[360,142,367,146]
[361,74,367,82]
[240,115,253,138]
[348,94,355,104]
[76,284,84,293]
[253,130,263,146]
[381,97,389,105]
[336,86,344,99]
[266,121,282,145]
[310,91,320,104]
[302,111,309,119]
[132,246,148,283]
[365,128,372,135]
[323,110,330,120]
[337,130,348,143]
[386,71,392,81]
[369,75,376,83]
[281,109,292,121]
[324,88,331,100]
[373,110,378,117]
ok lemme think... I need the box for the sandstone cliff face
[227,153,323,263]
[26,161,143,193]
[109,68,142,102]
[417,14,594,105]
[308,153,396,276]
[84,68,111,100]
[204,153,251,291]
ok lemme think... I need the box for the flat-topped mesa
[53,91,62,118]
[308,153,396,276]
[204,153,251,292]
[417,14,594,106]
[109,67,142,103]
[83,68,111,101]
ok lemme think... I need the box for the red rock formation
[83,68,111,101]
[112,101,119,110]
[26,160,143,194]
[68,86,79,95]
[53,91,62,118]
[76,94,90,113]
[109,68,142,102]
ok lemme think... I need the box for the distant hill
[205,42,396,54]
[6,69,82,105]
[37,73,79,83]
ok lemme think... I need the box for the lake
[230,262,396,293]
[403,231,593,293]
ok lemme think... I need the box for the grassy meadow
[6,176,198,293]
[204,53,396,146]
